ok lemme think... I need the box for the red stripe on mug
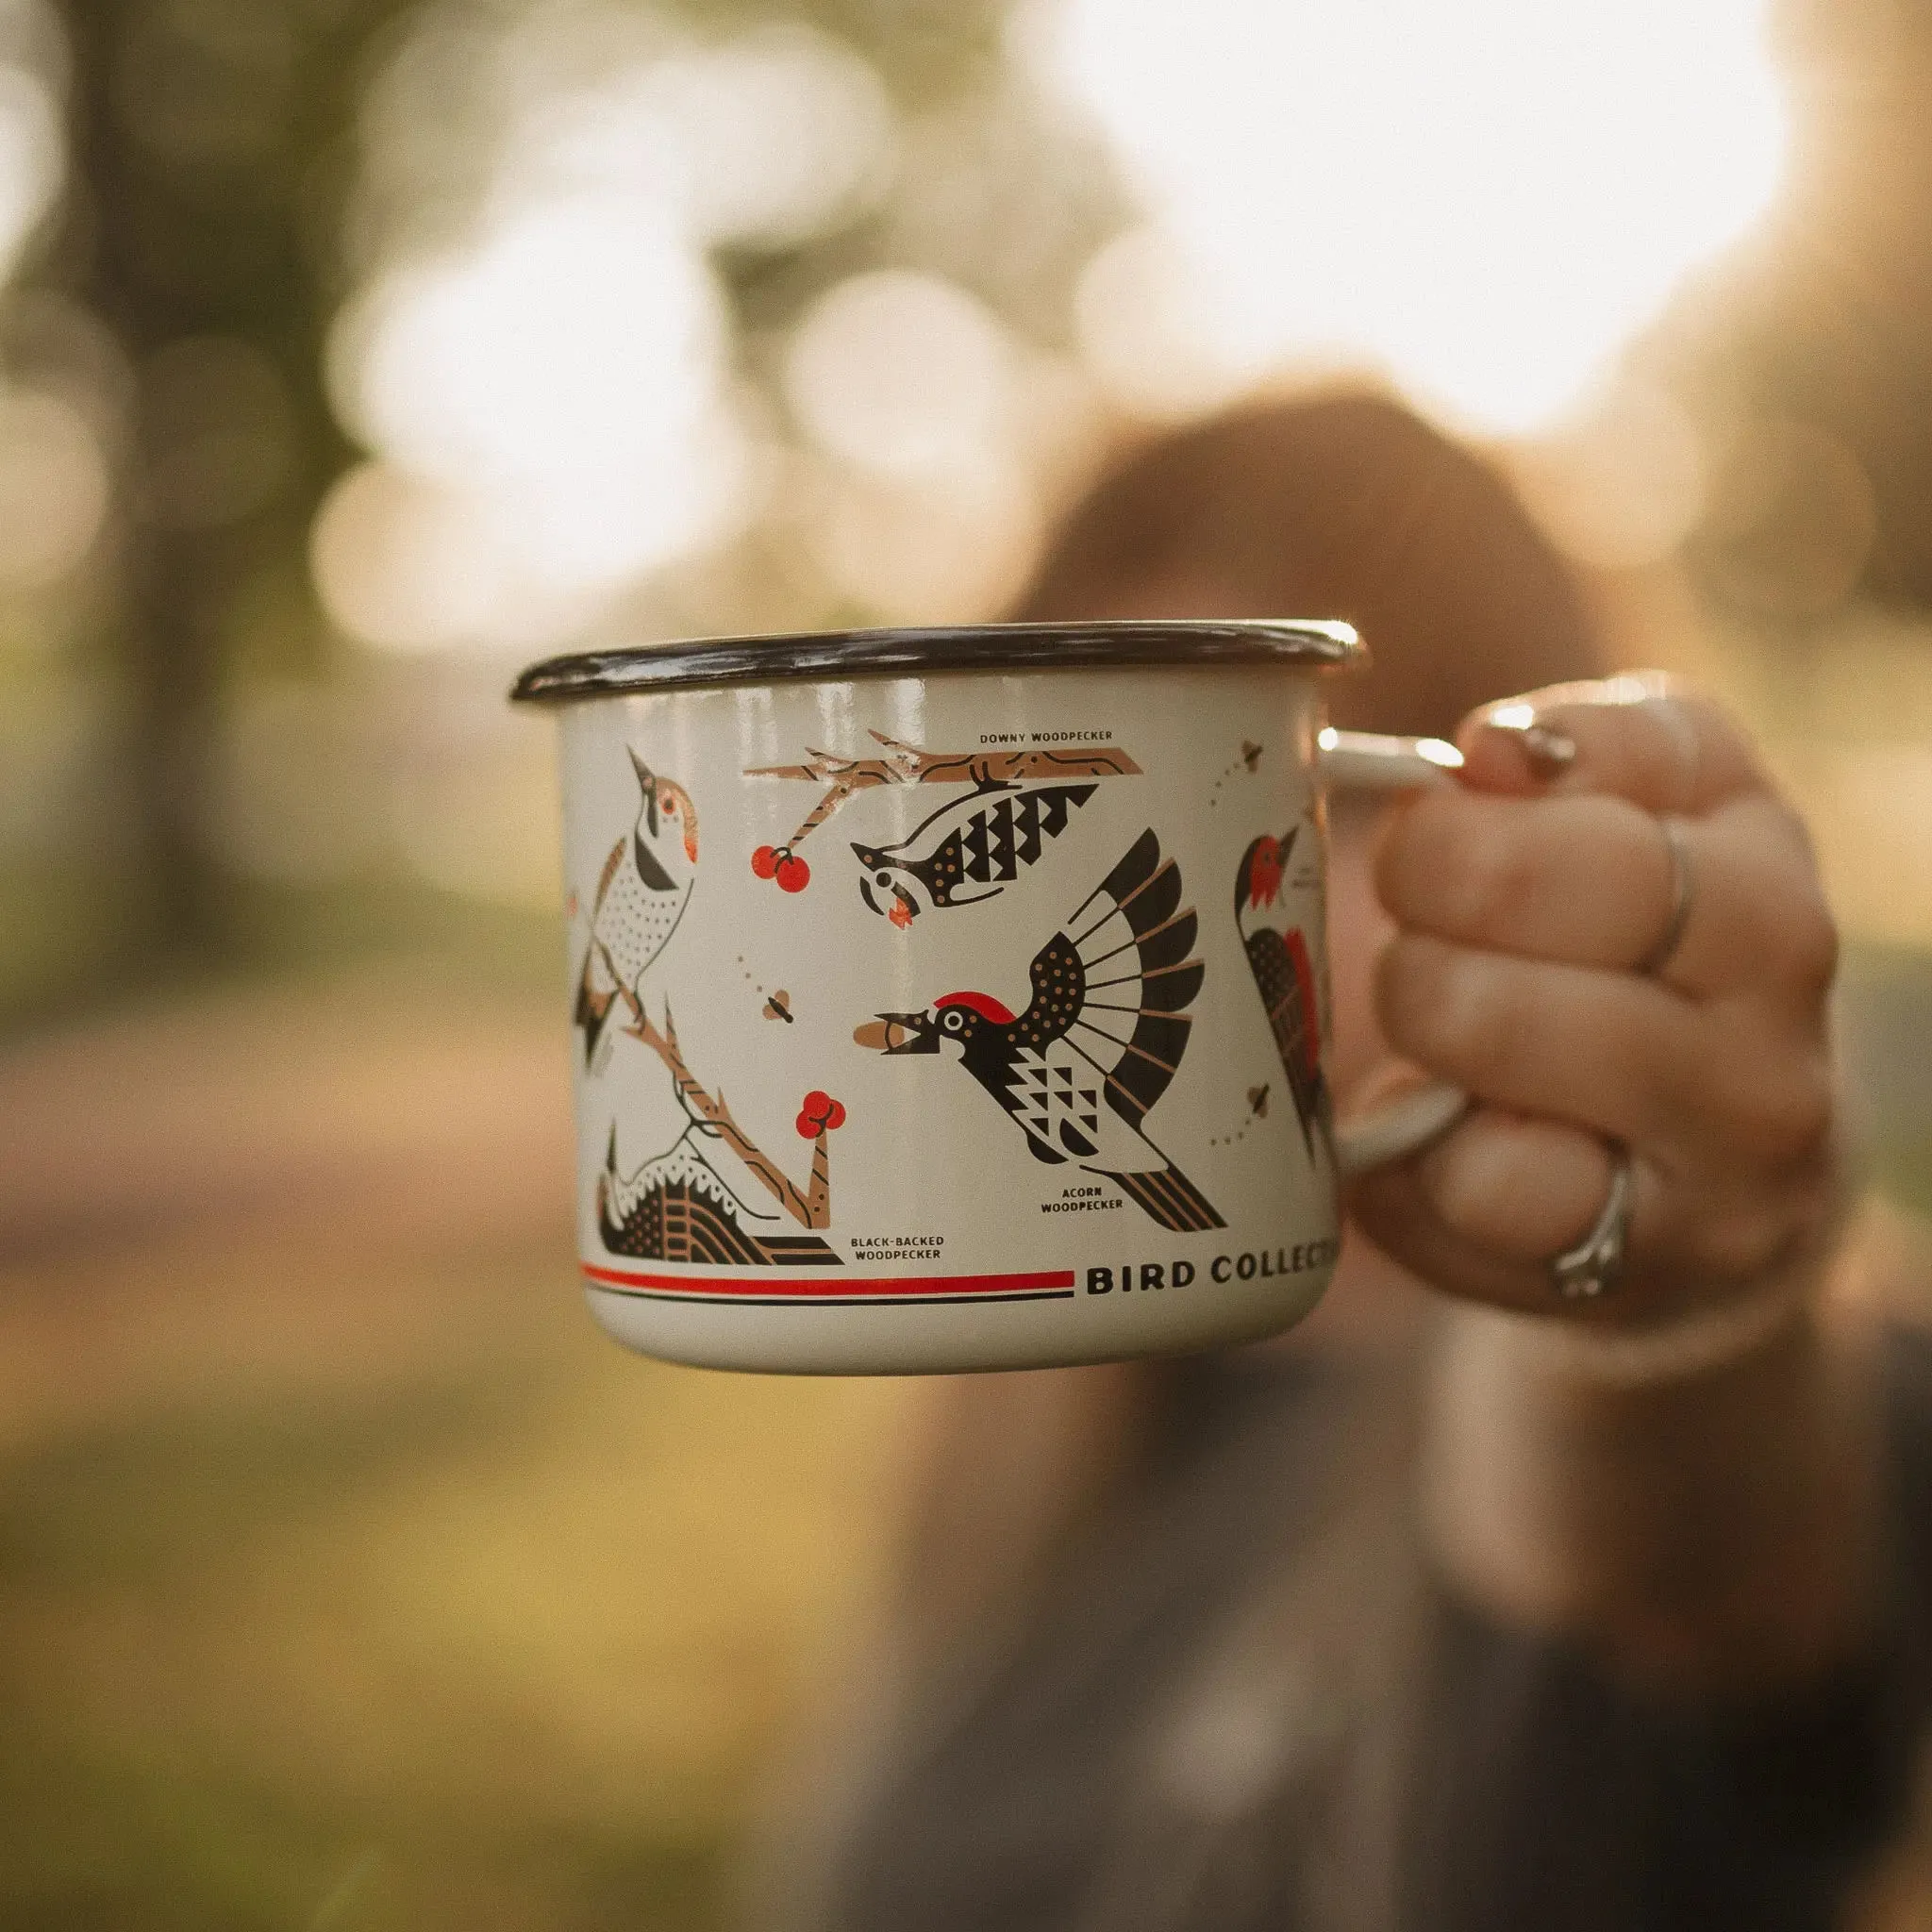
[581,1262,1075,1299]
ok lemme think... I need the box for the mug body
[519,624,1357,1374]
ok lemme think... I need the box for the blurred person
[743,394,1931,1932]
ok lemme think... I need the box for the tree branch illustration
[746,730,1142,850]
[597,940,832,1229]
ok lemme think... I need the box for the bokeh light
[511,20,897,252]
[317,6,903,656]
[327,192,744,611]
[309,461,523,657]
[785,269,1017,481]
[0,52,60,283]
[1038,0,1790,433]
[1507,374,1708,572]
[0,387,108,588]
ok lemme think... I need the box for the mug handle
[1316,726,1471,1181]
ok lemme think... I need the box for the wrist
[1418,1249,1883,1688]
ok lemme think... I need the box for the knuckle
[1381,795,1493,936]
[1729,800,1840,994]
[1774,1166,1838,1248]
[1724,1045,1835,1167]
[1776,885,1840,996]
[1764,791,1821,864]
[1374,797,1441,918]
[1450,824,1541,942]
[1377,937,1506,1078]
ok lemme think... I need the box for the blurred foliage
[2,0,1126,1028]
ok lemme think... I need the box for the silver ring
[1550,1146,1635,1300]
[1636,815,1694,976]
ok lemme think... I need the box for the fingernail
[1479,718,1576,781]
[1519,724,1577,780]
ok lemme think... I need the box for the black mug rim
[508,618,1363,706]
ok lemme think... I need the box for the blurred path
[0,970,577,1446]
[0,971,910,1932]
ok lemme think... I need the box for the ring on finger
[1635,814,1694,976]
[1549,1144,1635,1300]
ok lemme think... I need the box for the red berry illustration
[750,844,779,880]
[774,853,810,892]
[795,1090,848,1137]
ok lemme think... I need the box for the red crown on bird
[934,991,1016,1024]
[1243,835,1284,908]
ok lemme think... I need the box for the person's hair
[1014,391,1610,739]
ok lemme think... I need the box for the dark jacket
[777,1335,1931,1932]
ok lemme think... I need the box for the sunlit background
[8,0,1932,1924]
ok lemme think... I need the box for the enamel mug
[510,621,1465,1374]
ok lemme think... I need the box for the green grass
[0,1367,745,1932]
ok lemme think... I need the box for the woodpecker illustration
[1235,828,1329,1161]
[858,829,1224,1231]
[598,1124,839,1267]
[574,751,699,1065]
[851,782,1097,927]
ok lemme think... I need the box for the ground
[0,970,914,1932]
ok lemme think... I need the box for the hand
[1345,675,1843,1328]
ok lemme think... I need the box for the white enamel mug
[511,621,1465,1374]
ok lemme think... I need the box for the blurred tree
[39,0,1122,987]
[57,0,409,960]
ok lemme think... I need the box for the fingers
[1378,786,1839,1004]
[1375,933,1699,1151]
[1346,1116,1664,1319]
[1457,675,1763,815]
[1414,1108,1617,1261]
[1348,1085,1842,1323]
[1352,673,1841,1328]
[1374,933,1835,1172]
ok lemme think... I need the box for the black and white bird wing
[1038,828,1206,1127]
[574,837,628,1063]
[1244,924,1328,1159]
[991,832,1220,1233]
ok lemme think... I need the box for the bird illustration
[598,1124,836,1267]
[858,829,1224,1231]
[574,751,699,1065]
[851,782,1097,927]
[1234,828,1329,1161]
